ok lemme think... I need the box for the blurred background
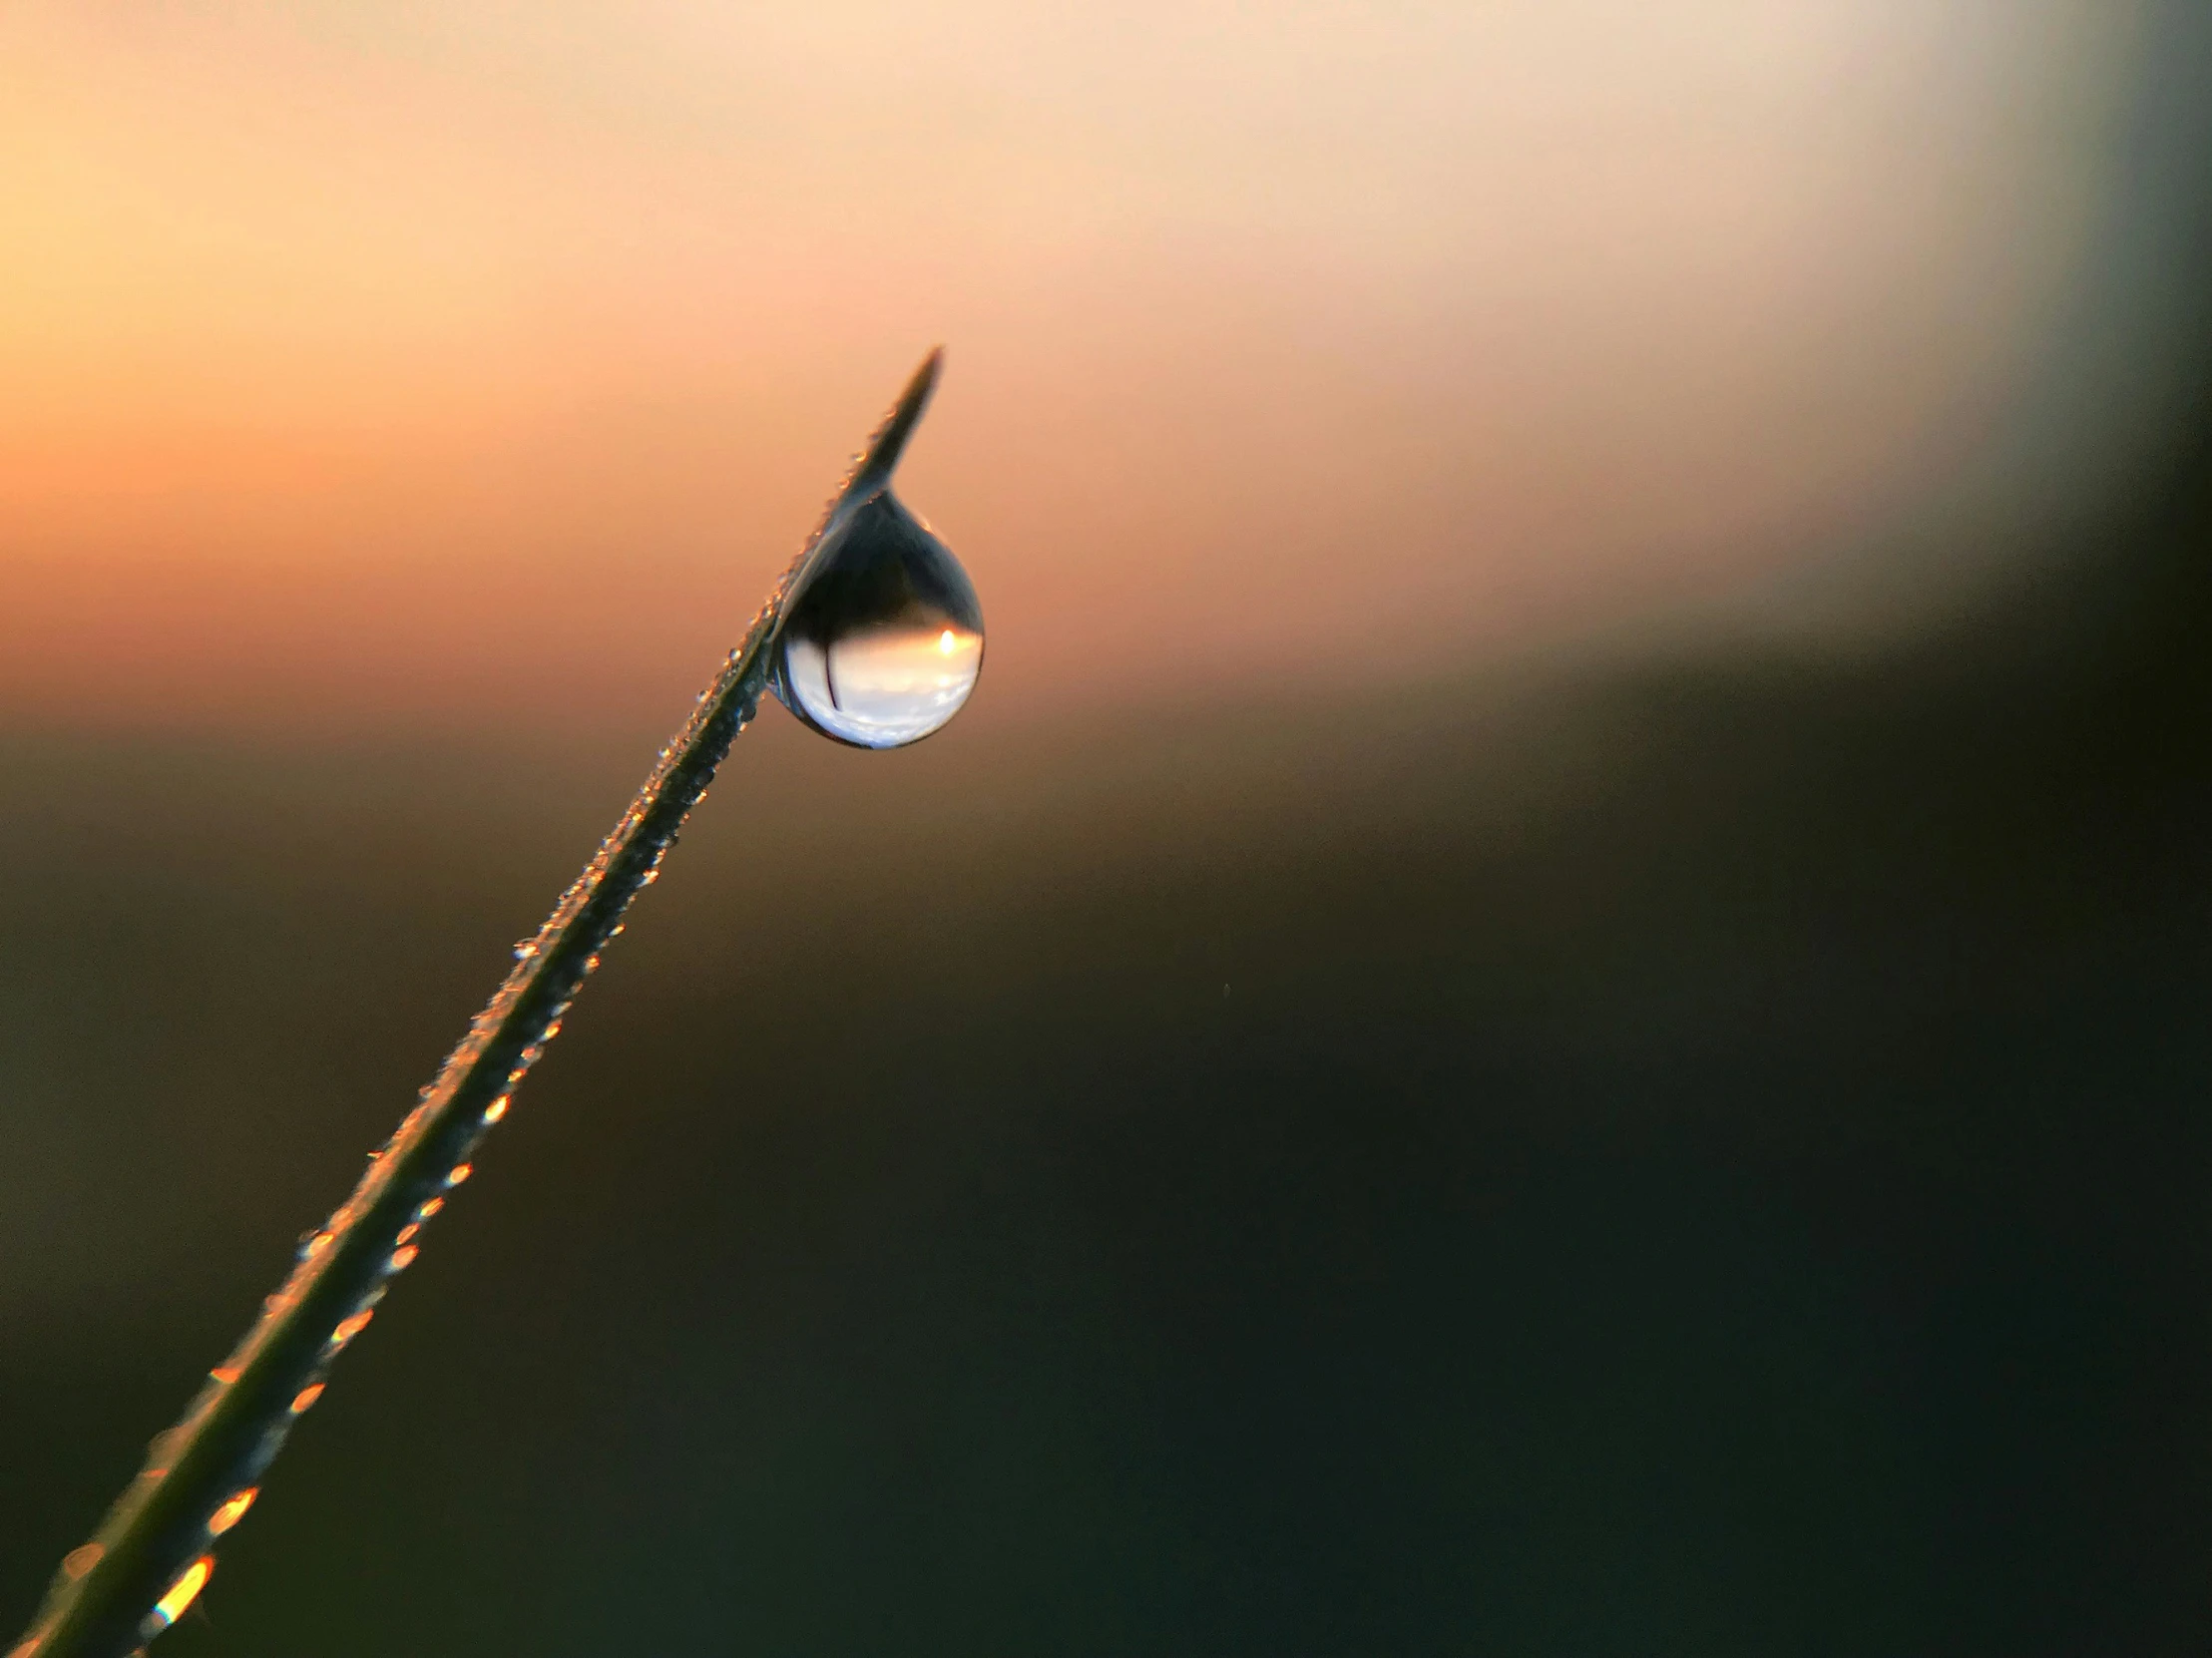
[4,2,2211,1651]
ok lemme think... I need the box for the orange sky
[0,2,2176,735]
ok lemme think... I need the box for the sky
[1,1,2192,735]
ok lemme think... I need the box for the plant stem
[10,349,944,1658]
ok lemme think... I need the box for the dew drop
[143,1555,213,1635]
[331,1309,375,1346]
[209,1488,257,1535]
[289,1384,324,1413]
[771,491,982,749]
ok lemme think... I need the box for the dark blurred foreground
[5,438,2212,1654]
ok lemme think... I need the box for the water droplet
[771,491,982,749]
[446,1163,474,1187]
[289,1384,324,1413]
[208,1488,257,1535]
[482,1096,510,1124]
[142,1555,213,1635]
[387,1246,418,1273]
[331,1309,375,1347]
[61,1543,103,1579]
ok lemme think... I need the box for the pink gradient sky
[0,2,2174,735]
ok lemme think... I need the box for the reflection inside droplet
[771,491,983,749]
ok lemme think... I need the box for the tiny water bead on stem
[10,350,979,1658]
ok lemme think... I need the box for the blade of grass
[10,349,945,1658]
